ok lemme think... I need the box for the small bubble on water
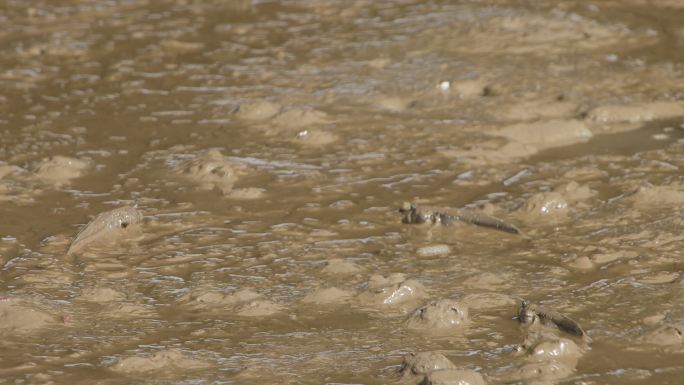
[438,80,450,91]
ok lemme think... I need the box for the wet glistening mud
[1,0,684,384]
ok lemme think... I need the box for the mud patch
[0,300,57,335]
[33,156,90,186]
[358,274,428,311]
[495,119,592,156]
[171,149,242,195]
[111,349,211,374]
[302,287,352,305]
[405,299,469,331]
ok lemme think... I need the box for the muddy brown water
[1,0,684,384]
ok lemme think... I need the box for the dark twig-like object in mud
[399,202,521,235]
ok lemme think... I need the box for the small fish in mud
[66,206,143,255]
[399,202,521,234]
[517,300,587,339]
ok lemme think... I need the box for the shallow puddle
[1,0,684,384]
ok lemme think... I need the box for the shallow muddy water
[1,0,684,384]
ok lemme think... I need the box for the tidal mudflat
[1,1,684,384]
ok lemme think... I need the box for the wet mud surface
[1,0,684,384]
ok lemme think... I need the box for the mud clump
[226,187,266,200]
[566,256,595,270]
[519,192,569,222]
[161,40,204,53]
[400,352,456,377]
[501,360,573,384]
[272,108,328,127]
[173,149,241,195]
[294,129,338,146]
[358,274,428,310]
[77,286,127,302]
[406,299,469,331]
[321,258,362,275]
[34,155,90,186]
[589,249,638,265]
[451,79,491,99]
[416,244,450,257]
[0,164,23,180]
[626,184,684,208]
[495,119,592,156]
[182,286,284,317]
[401,352,485,385]
[517,181,595,224]
[185,288,260,308]
[111,349,211,374]
[462,272,508,290]
[527,338,582,367]
[640,324,684,346]
[422,369,486,385]
[0,300,56,335]
[235,101,281,120]
[301,287,352,305]
[587,101,684,125]
[372,95,416,112]
[463,293,517,310]
[236,300,283,317]
[554,181,596,202]
[496,98,578,122]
